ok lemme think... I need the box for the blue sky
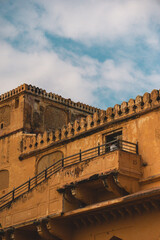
[0,0,160,109]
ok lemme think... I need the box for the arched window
[37,151,63,174]
[0,170,9,190]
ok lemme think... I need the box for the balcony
[57,140,141,211]
[0,140,141,213]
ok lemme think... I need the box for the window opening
[105,130,122,152]
[1,123,3,129]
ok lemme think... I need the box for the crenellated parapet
[21,89,160,155]
[0,84,28,101]
[0,84,99,114]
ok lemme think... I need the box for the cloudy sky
[0,0,160,109]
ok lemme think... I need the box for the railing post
[12,188,15,201]
[35,175,37,187]
[79,149,82,162]
[45,168,47,179]
[62,158,64,167]
[98,143,100,156]
[28,178,30,191]
[136,142,138,154]
[117,139,120,149]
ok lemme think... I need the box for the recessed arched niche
[37,151,63,174]
[0,170,9,190]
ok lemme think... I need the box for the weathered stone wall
[37,151,63,173]
[0,85,160,240]
[0,84,98,114]
[0,170,9,191]
[0,132,28,196]
[0,83,97,136]
[0,106,11,129]
[1,88,160,201]
[0,95,24,138]
[0,105,157,198]
[23,92,93,134]
[19,89,160,191]
[0,150,141,229]
[21,89,160,153]
[0,84,97,194]
[20,107,160,189]
[1,193,160,240]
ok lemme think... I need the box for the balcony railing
[0,140,138,211]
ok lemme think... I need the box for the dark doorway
[105,130,122,152]
[110,236,122,240]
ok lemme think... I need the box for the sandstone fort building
[0,84,160,240]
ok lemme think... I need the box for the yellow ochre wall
[1,107,160,195]
[72,210,160,240]
[0,86,160,240]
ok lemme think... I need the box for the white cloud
[0,0,160,109]
[0,39,159,109]
[33,0,160,47]
[0,17,18,39]
[2,0,160,48]
[0,41,97,105]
